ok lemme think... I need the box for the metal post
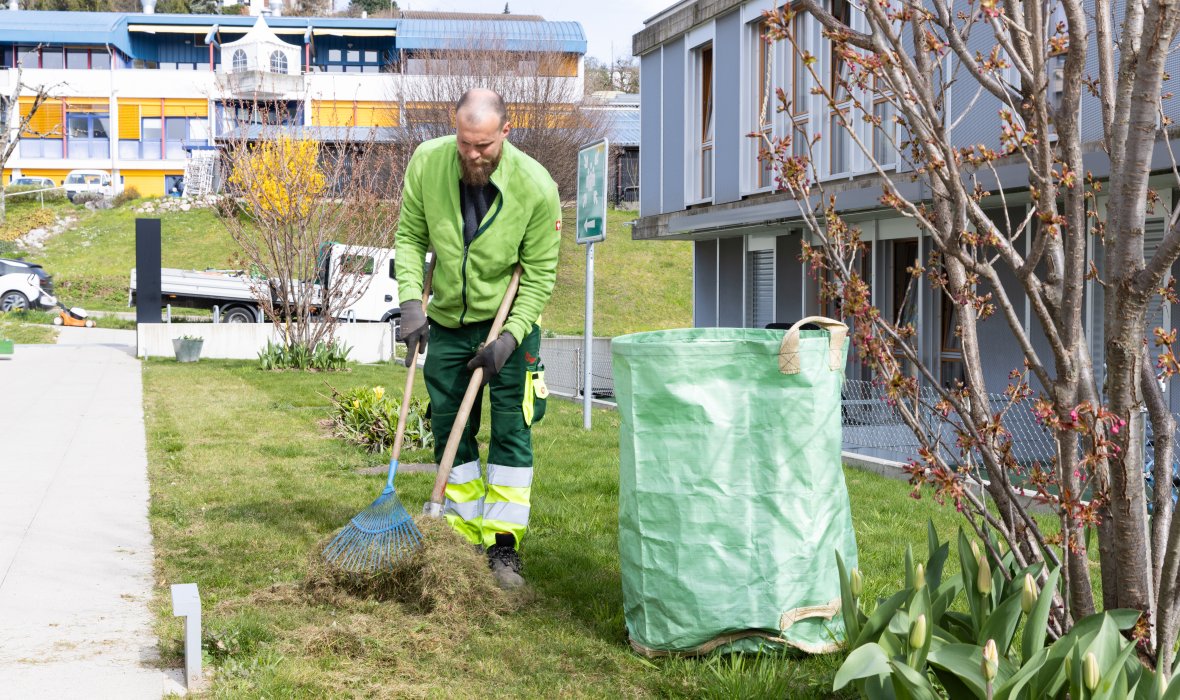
[583,241,595,430]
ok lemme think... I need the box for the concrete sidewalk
[0,334,183,697]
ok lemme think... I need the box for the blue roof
[395,19,586,53]
[0,11,134,55]
[0,10,586,57]
[606,108,640,147]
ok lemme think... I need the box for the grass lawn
[34,205,235,311]
[545,208,693,336]
[0,311,57,343]
[20,201,687,334]
[144,359,967,698]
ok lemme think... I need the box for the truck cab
[317,243,402,326]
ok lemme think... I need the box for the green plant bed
[144,359,970,697]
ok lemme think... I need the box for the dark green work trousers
[424,320,545,548]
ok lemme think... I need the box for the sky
[396,0,676,63]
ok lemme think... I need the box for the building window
[697,43,715,201]
[91,50,110,70]
[17,46,36,68]
[753,21,774,189]
[871,96,896,168]
[828,0,852,175]
[232,49,248,72]
[66,113,110,159]
[790,12,811,161]
[165,175,185,198]
[270,50,288,74]
[66,48,89,70]
[40,48,64,70]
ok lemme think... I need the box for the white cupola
[219,16,301,76]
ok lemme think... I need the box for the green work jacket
[395,136,562,344]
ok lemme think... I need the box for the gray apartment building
[630,0,1180,410]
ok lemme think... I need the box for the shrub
[256,339,351,371]
[0,207,57,242]
[112,186,141,207]
[328,384,433,453]
[3,184,65,203]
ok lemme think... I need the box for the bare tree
[1,67,57,224]
[760,0,1180,668]
[396,41,609,199]
[218,114,406,352]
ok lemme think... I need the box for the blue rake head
[322,462,425,573]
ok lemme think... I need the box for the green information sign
[576,138,608,244]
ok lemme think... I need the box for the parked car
[9,176,56,189]
[62,169,117,202]
[0,257,54,312]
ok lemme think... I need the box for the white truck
[129,243,406,329]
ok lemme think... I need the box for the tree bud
[909,614,927,650]
[1084,652,1099,691]
[914,563,926,589]
[1021,573,1037,614]
[850,568,863,598]
[982,639,998,681]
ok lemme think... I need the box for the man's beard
[460,151,501,186]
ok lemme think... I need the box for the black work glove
[466,331,517,385]
[397,299,428,367]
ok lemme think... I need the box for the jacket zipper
[458,191,503,326]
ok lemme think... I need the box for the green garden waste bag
[611,317,858,657]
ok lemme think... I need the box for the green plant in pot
[173,334,204,363]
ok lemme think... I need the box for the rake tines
[322,485,425,573]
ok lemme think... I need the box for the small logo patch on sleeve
[555,219,562,231]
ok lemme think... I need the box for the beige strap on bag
[778,316,848,375]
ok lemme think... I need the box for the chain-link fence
[539,336,615,401]
[842,379,1180,496]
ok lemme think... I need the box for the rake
[322,267,432,573]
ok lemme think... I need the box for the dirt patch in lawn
[305,516,526,619]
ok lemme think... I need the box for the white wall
[137,322,397,363]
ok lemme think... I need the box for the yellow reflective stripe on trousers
[523,370,535,426]
[444,459,485,546]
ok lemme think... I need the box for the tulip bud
[977,554,993,595]
[914,563,926,589]
[982,639,998,681]
[850,568,863,599]
[971,540,981,562]
[1021,573,1037,614]
[909,614,927,649]
[1084,652,1099,691]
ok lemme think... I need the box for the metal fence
[539,336,615,400]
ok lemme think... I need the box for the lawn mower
[52,301,96,328]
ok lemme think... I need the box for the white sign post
[576,138,608,430]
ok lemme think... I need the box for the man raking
[395,88,560,590]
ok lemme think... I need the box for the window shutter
[747,249,775,328]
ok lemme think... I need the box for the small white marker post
[575,138,608,430]
[171,583,202,688]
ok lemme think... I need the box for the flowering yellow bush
[228,136,326,222]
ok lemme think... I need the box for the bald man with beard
[394,88,562,590]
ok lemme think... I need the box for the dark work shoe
[487,533,524,590]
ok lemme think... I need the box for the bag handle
[778,316,848,375]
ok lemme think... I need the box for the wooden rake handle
[389,262,433,467]
[426,265,523,512]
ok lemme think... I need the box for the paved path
[0,328,184,697]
